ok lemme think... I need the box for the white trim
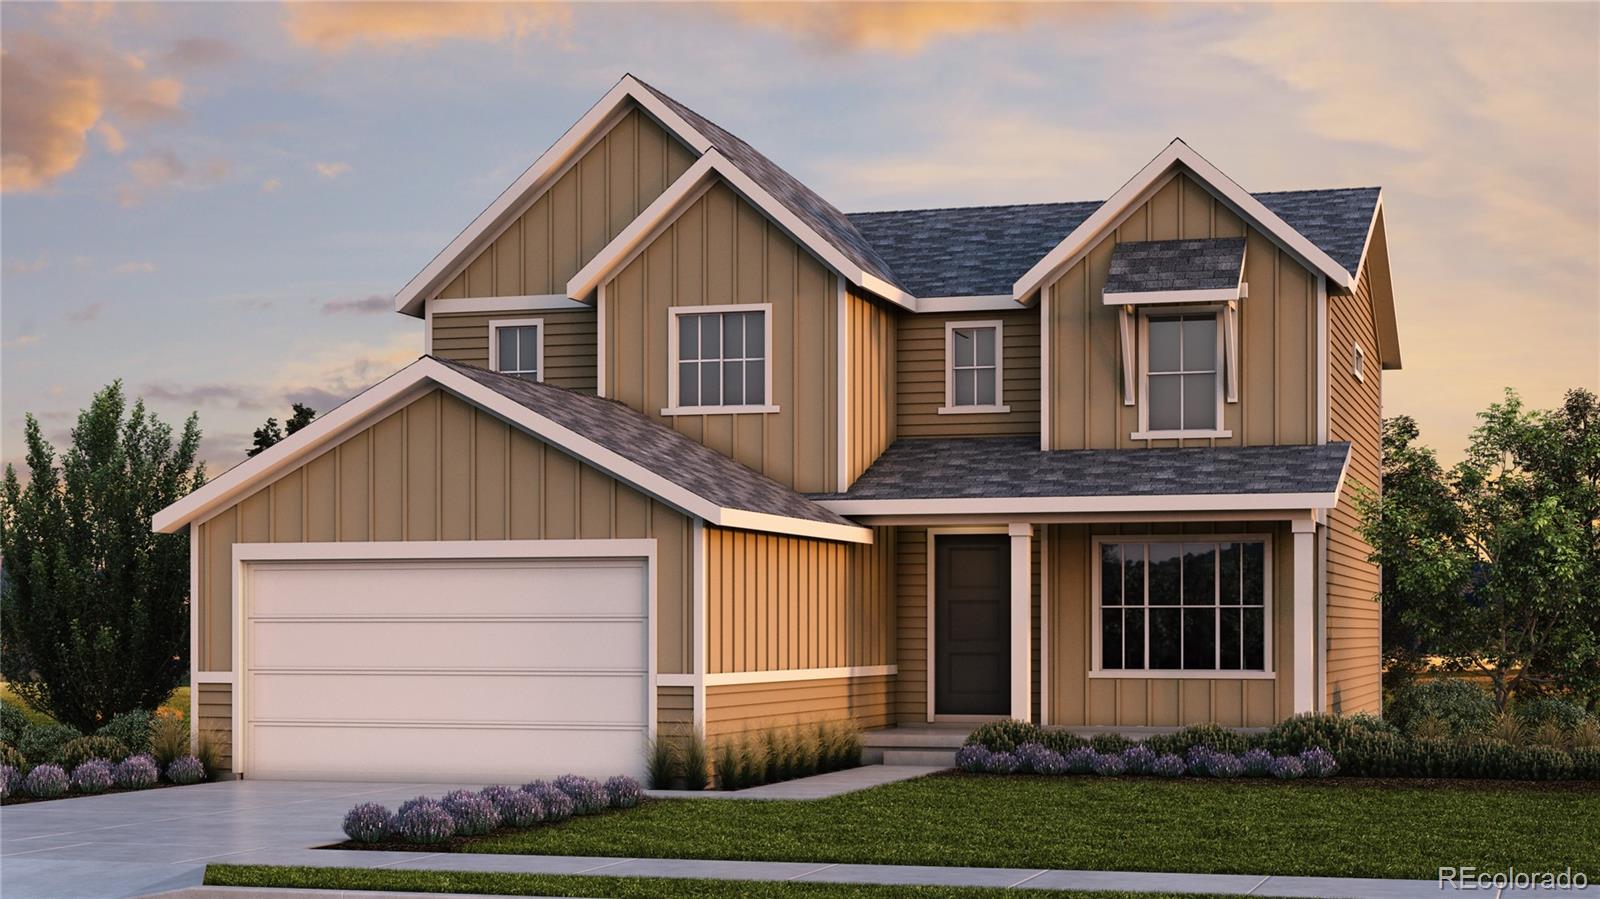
[821,493,1341,517]
[1118,305,1137,406]
[395,75,713,316]
[1013,140,1352,301]
[1351,341,1367,384]
[691,519,707,732]
[1008,522,1033,721]
[717,509,873,545]
[487,317,545,382]
[229,538,658,777]
[1040,285,1052,449]
[1317,519,1328,713]
[596,281,608,398]
[1103,287,1240,305]
[1223,300,1240,404]
[1129,429,1234,441]
[1089,534,1275,678]
[1316,277,1329,443]
[188,527,200,750]
[193,671,235,684]
[939,319,1009,414]
[837,280,849,492]
[1292,519,1316,713]
[662,303,777,416]
[1135,307,1228,440]
[702,664,897,686]
[430,295,588,315]
[926,526,1011,723]
[1039,527,1051,726]
[917,294,1021,313]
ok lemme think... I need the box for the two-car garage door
[238,543,650,782]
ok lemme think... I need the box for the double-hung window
[940,320,1008,413]
[1096,538,1270,675]
[489,319,542,382]
[1139,312,1224,436]
[665,305,774,414]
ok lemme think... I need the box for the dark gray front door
[934,533,1010,716]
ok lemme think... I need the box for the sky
[3,1,1598,476]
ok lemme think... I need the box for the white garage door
[239,546,650,782]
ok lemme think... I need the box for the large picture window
[1140,312,1223,435]
[1096,538,1270,675]
[665,305,774,414]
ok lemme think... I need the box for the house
[153,75,1399,781]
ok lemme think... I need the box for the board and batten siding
[431,106,696,301]
[1324,215,1386,715]
[1045,522,1297,727]
[897,308,1041,438]
[1044,173,1317,450]
[845,286,897,485]
[429,307,598,392]
[602,181,840,493]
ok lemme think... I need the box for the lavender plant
[24,763,68,798]
[393,800,455,844]
[0,764,20,800]
[70,759,114,794]
[954,744,992,772]
[1208,752,1245,777]
[165,755,205,785]
[522,781,575,821]
[1063,746,1098,775]
[1014,742,1065,775]
[497,790,545,827]
[982,750,1019,774]
[113,754,159,789]
[552,774,608,814]
[1299,747,1338,778]
[1091,751,1127,776]
[1150,753,1187,778]
[604,775,643,808]
[1240,747,1274,776]
[477,784,519,812]
[342,803,393,843]
[445,794,500,837]
[1120,745,1157,775]
[1269,755,1306,780]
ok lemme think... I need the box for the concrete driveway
[0,778,488,899]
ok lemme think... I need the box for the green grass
[464,773,1599,880]
[204,865,1255,898]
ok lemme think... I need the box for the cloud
[162,37,238,68]
[65,302,104,323]
[313,161,351,179]
[5,256,48,274]
[283,2,571,51]
[5,335,42,349]
[726,2,1149,54]
[318,294,391,315]
[260,177,282,192]
[140,381,264,410]
[95,122,126,154]
[116,148,229,205]
[0,31,185,191]
[113,261,156,273]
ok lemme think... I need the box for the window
[665,305,775,414]
[1138,312,1226,437]
[940,321,1009,414]
[1352,343,1366,383]
[1096,538,1270,675]
[489,319,542,381]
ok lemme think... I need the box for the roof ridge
[847,199,1102,217]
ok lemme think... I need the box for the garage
[233,540,655,782]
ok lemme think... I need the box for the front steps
[862,726,969,767]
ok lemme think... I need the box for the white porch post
[1009,523,1033,721]
[1292,518,1316,715]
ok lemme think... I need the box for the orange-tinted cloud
[727,1,1141,54]
[116,149,229,206]
[283,2,570,51]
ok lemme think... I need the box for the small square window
[665,306,773,414]
[490,321,542,381]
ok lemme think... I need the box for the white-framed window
[1092,536,1273,678]
[1134,311,1230,439]
[489,318,544,381]
[663,303,777,415]
[1352,342,1366,383]
[939,320,1009,414]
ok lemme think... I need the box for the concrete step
[882,748,958,767]
[862,728,969,749]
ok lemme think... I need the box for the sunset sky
[3,1,1597,474]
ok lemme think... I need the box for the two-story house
[154,75,1399,781]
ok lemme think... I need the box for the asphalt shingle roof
[434,357,855,527]
[811,437,1350,501]
[1104,237,1247,295]
[1255,187,1380,275]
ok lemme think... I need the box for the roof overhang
[819,489,1343,518]
[1357,202,1402,370]
[1013,139,1355,303]
[392,75,715,318]
[153,357,871,544]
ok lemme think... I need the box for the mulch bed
[947,770,1600,792]
[1,780,181,806]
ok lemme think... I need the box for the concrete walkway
[645,763,945,799]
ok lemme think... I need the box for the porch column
[1009,523,1033,721]
[1292,518,1316,715]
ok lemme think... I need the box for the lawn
[205,865,1259,899]
[457,773,1598,881]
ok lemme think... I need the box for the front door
[934,533,1010,717]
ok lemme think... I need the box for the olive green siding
[897,308,1041,438]
[845,286,897,484]
[428,307,599,392]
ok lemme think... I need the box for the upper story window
[489,319,542,381]
[664,304,777,416]
[1096,538,1271,677]
[1352,342,1367,383]
[1137,312,1228,438]
[939,320,1009,414]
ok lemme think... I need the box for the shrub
[1159,724,1251,755]
[0,703,31,744]
[70,759,114,794]
[522,782,575,821]
[1091,751,1127,776]
[113,754,158,789]
[445,795,500,836]
[1386,679,1495,738]
[1299,747,1338,778]
[553,774,607,814]
[0,741,25,771]
[18,723,79,766]
[965,719,1041,753]
[498,791,544,827]
[1015,742,1064,775]
[982,750,1019,774]
[713,739,741,790]
[0,764,19,799]
[393,801,455,844]
[954,744,991,773]
[680,728,710,791]
[1409,714,1453,742]
[1531,721,1568,749]
[1516,696,1593,731]
[1270,756,1306,779]
[165,755,205,785]
[1184,746,1227,777]
[148,714,188,767]
[816,720,862,772]
[1259,713,1395,755]
[1571,748,1600,780]
[1038,730,1091,754]
[1570,720,1600,750]
[396,795,439,818]
[1062,746,1098,775]
[644,733,677,789]
[24,763,68,798]
[1487,710,1525,746]
[193,728,229,781]
[342,803,393,843]
[1240,747,1274,776]
[736,738,766,789]
[1120,745,1156,775]
[96,710,154,756]
[58,735,129,770]
[477,784,519,812]
[604,775,642,809]
[1150,754,1186,778]
[789,730,819,779]
[1089,733,1133,755]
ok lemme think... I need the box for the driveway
[0,778,488,899]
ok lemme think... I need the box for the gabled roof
[1104,237,1246,297]
[153,357,869,544]
[1256,187,1381,275]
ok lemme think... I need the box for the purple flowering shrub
[1014,742,1066,775]
[1091,751,1126,776]
[445,795,500,836]
[604,775,643,809]
[1299,747,1338,778]
[166,755,205,785]
[498,790,545,827]
[70,759,114,794]
[1150,753,1187,778]
[397,795,440,818]
[477,784,519,811]
[393,800,455,844]
[1240,747,1274,776]
[1120,745,1157,775]
[552,774,608,815]
[982,750,1019,774]
[1062,746,1098,775]
[1183,747,1244,778]
[1208,752,1245,777]
[342,803,393,843]
[522,782,575,821]
[114,754,159,789]
[954,744,992,773]
[24,764,69,798]
[1270,755,1306,779]
[0,764,20,800]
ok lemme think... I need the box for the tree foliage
[0,382,206,731]
[1360,389,1600,710]
[247,402,317,457]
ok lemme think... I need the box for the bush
[58,735,129,770]
[1517,697,1593,731]
[113,754,158,789]
[1015,742,1064,775]
[713,739,741,790]
[24,763,68,798]
[1270,756,1306,779]
[1145,724,1250,756]
[553,775,607,814]
[342,803,392,843]
[1386,680,1495,738]
[1300,747,1338,778]
[1571,720,1600,750]
[1120,745,1156,775]
[1062,746,1097,775]
[393,801,455,844]
[444,794,500,837]
[680,728,710,791]
[521,782,574,821]
[70,759,114,793]
[0,764,19,799]
[1487,710,1525,746]
[983,750,1019,774]
[0,741,25,771]
[1571,748,1600,780]
[0,703,31,744]
[165,755,205,785]
[96,710,154,756]
[1258,713,1396,755]
[18,723,79,766]
[604,775,642,809]
[148,714,187,767]
[1089,733,1133,755]
[498,790,544,827]
[1150,754,1186,777]
[964,719,1041,753]
[1091,751,1127,776]
[954,744,991,773]
[644,733,677,789]
[1241,747,1273,776]
[477,784,519,812]
[789,730,818,779]
[193,728,228,780]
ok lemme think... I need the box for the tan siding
[846,285,897,483]
[196,682,233,772]
[1044,173,1316,450]
[897,309,1041,438]
[429,307,598,392]
[1045,521,1295,727]
[1325,216,1386,715]
[431,106,695,299]
[705,675,894,740]
[602,181,839,492]
[657,685,694,732]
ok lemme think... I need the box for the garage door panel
[248,672,648,725]
[249,620,647,670]
[250,723,646,782]
[250,560,645,619]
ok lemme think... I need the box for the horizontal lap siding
[705,675,894,740]
[196,683,232,771]
[847,286,897,484]
[658,685,693,732]
[429,307,598,392]
[897,309,1041,438]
